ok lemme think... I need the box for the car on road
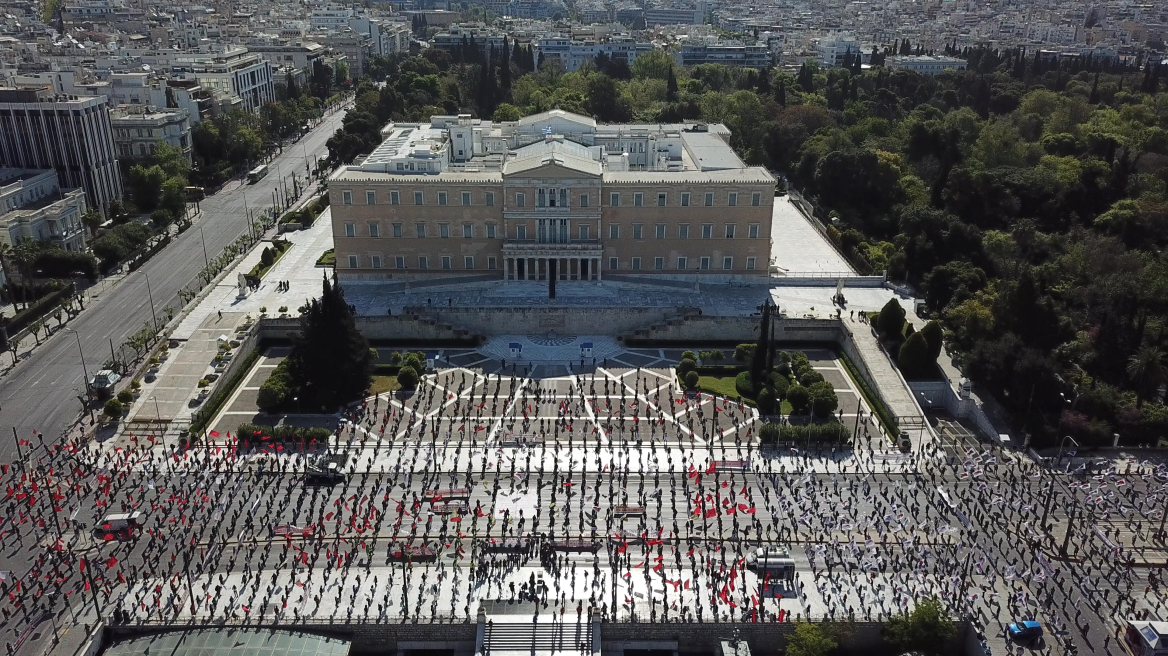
[1007,620,1043,643]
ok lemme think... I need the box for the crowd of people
[0,366,1163,656]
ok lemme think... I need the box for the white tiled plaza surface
[770,197,855,276]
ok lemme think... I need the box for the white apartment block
[533,37,655,72]
[0,88,122,219]
[173,49,275,114]
[0,168,87,252]
[109,105,192,162]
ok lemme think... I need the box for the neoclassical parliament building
[328,109,775,284]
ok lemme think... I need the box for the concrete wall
[909,379,1006,445]
[626,315,841,346]
[408,306,690,337]
[256,316,479,344]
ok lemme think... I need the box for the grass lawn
[369,375,401,396]
[694,374,793,413]
[316,248,335,267]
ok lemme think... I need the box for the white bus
[247,164,269,184]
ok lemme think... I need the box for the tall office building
[0,88,123,218]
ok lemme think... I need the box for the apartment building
[172,48,274,113]
[885,55,967,75]
[533,36,655,72]
[0,168,87,252]
[0,88,122,218]
[329,110,774,285]
[109,105,192,162]
[676,43,772,67]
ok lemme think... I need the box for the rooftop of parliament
[329,109,776,285]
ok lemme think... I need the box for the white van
[99,512,144,533]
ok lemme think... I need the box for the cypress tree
[666,65,679,101]
[776,78,786,106]
[750,301,771,386]
[757,67,771,95]
[285,275,373,410]
[500,36,511,92]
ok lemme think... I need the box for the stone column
[595,258,602,282]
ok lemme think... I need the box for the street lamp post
[143,272,159,332]
[198,227,209,267]
[64,329,94,423]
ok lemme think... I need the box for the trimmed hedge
[759,421,849,444]
[2,284,71,338]
[734,371,753,398]
[237,422,331,445]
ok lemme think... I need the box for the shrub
[757,386,776,414]
[257,361,293,412]
[734,344,755,362]
[116,390,134,404]
[776,361,791,377]
[261,247,276,268]
[734,370,754,397]
[678,358,696,375]
[237,422,331,445]
[397,365,420,389]
[33,248,98,278]
[771,373,790,399]
[130,379,141,390]
[390,352,403,365]
[684,370,699,389]
[787,384,810,414]
[758,422,781,444]
[778,422,849,443]
[681,350,697,361]
[898,331,933,380]
[877,298,906,339]
[921,320,944,360]
[103,398,123,418]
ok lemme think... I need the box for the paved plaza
[2,356,1166,656]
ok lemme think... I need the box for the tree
[1126,346,1165,408]
[127,164,166,211]
[684,370,699,389]
[103,398,123,419]
[493,103,522,121]
[877,298,906,339]
[397,365,420,389]
[785,621,837,656]
[285,275,373,409]
[81,208,103,235]
[751,301,772,386]
[666,65,679,102]
[756,386,776,414]
[883,597,956,656]
[808,380,838,416]
[898,332,933,379]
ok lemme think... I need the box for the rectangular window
[516,192,526,207]
[390,190,400,205]
[609,224,619,239]
[344,222,355,237]
[728,192,738,207]
[441,256,451,270]
[657,192,667,207]
[486,224,497,239]
[704,192,714,207]
[634,193,643,207]
[701,224,713,239]
[748,223,759,239]
[725,224,736,239]
[488,256,497,270]
[415,223,426,238]
[462,223,473,238]
[681,192,690,207]
[369,222,380,237]
[418,256,428,269]
[580,194,589,208]
[348,255,358,268]
[631,257,641,270]
[461,191,472,206]
[395,255,406,269]
[751,192,761,206]
[700,257,711,270]
[579,224,590,240]
[372,255,382,269]
[342,190,352,205]
[366,190,376,205]
[677,257,687,270]
[654,257,664,270]
[516,224,527,240]
[655,224,666,239]
[439,223,450,238]
[723,256,733,270]
[485,192,495,206]
[679,224,690,239]
[414,191,424,205]
[746,257,756,270]
[609,257,618,270]
[393,223,403,237]
[464,256,474,269]
[610,192,620,207]
[632,224,643,239]
[438,192,448,206]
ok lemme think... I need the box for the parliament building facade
[328,109,775,284]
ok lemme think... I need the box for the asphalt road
[0,104,348,452]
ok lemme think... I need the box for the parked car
[1007,620,1043,643]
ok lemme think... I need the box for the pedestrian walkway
[770,197,854,276]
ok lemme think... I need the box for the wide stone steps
[484,620,590,655]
